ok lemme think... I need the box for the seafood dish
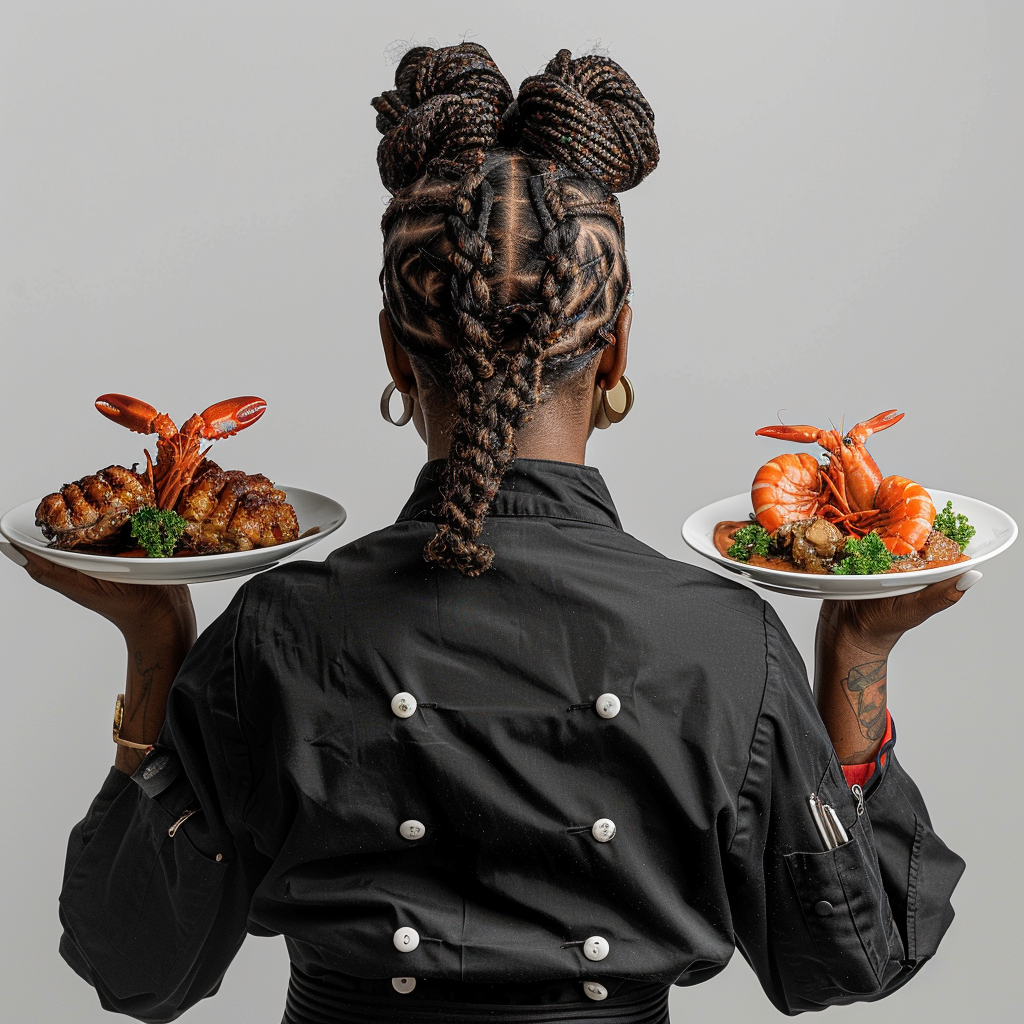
[715,411,974,576]
[35,395,300,557]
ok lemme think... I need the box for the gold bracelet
[112,693,154,752]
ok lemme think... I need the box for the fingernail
[0,542,29,567]
[955,570,983,592]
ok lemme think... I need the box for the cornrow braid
[425,168,509,576]
[374,43,658,576]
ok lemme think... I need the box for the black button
[815,901,834,917]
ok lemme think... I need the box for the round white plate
[0,486,346,585]
[682,488,1017,600]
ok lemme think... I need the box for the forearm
[813,610,893,765]
[114,606,197,775]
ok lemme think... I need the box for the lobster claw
[95,394,178,438]
[754,423,824,444]
[199,397,267,440]
[847,410,904,444]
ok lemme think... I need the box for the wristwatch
[112,693,155,752]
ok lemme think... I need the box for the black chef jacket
[58,458,965,1022]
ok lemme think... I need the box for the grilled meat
[176,460,298,553]
[35,466,155,550]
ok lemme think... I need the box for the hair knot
[513,49,659,192]
[372,43,514,193]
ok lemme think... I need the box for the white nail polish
[0,542,29,567]
[955,570,983,592]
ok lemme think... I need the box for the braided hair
[373,43,658,576]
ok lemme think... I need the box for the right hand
[2,543,194,640]
[818,570,983,657]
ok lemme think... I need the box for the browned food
[713,520,808,573]
[36,395,299,557]
[714,519,968,575]
[888,530,967,572]
[774,518,844,574]
[176,460,299,554]
[920,529,964,564]
[35,466,155,550]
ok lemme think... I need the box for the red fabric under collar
[840,709,893,788]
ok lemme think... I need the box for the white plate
[0,486,346,585]
[682,488,1017,600]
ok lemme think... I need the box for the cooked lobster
[751,410,935,556]
[35,394,297,554]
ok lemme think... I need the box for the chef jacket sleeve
[57,587,271,1023]
[724,604,965,1015]
[840,710,893,788]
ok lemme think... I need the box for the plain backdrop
[1,2,1021,1021]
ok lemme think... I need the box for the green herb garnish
[932,500,975,551]
[831,531,893,575]
[129,507,188,558]
[727,523,772,562]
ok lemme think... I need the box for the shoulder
[232,521,430,629]
[608,527,770,632]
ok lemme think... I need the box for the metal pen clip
[808,792,848,850]
[824,803,849,845]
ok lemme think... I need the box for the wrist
[118,590,197,650]
[831,625,897,661]
[817,601,900,659]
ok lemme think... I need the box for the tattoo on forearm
[126,650,160,727]
[844,659,887,742]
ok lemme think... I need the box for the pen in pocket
[808,792,849,850]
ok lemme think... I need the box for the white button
[392,976,417,994]
[393,927,420,952]
[592,818,616,842]
[583,982,608,1001]
[595,694,620,719]
[583,935,609,961]
[391,692,417,718]
[400,819,426,841]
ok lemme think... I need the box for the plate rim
[682,486,1018,594]
[0,484,346,582]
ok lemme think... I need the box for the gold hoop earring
[380,381,414,427]
[594,375,634,430]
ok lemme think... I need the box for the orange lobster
[751,410,935,555]
[94,394,267,511]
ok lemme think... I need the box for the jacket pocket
[784,821,903,994]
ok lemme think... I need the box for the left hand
[2,542,194,640]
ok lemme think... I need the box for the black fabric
[284,964,670,1024]
[58,458,965,1022]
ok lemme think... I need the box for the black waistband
[283,965,670,1024]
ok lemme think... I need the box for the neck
[423,392,593,465]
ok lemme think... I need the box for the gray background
[1,2,1020,1020]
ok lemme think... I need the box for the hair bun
[372,43,514,194]
[513,49,659,192]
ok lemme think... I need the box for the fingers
[4,543,98,596]
[0,542,29,567]
[2,543,58,580]
[901,571,983,623]
[955,569,984,592]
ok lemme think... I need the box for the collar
[396,458,622,530]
